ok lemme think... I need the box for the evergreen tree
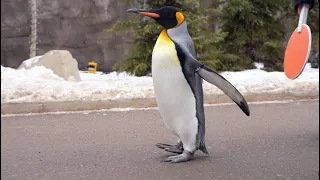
[106,0,319,75]
[291,0,319,53]
[106,0,225,76]
[309,0,319,53]
[214,0,292,71]
[310,0,319,53]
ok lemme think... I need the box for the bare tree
[29,0,37,58]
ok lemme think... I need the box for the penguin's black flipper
[170,36,250,116]
[195,65,250,116]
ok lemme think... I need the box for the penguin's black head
[127,6,185,29]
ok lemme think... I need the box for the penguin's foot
[155,143,183,154]
[162,151,193,163]
[155,143,172,149]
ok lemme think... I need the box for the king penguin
[127,6,250,163]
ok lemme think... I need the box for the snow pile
[18,56,42,69]
[203,63,319,95]
[1,65,153,103]
[1,63,318,103]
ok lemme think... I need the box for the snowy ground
[1,62,319,103]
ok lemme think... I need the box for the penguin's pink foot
[155,143,183,154]
[162,151,193,163]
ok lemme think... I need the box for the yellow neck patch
[154,30,181,67]
[158,30,171,43]
[175,12,185,26]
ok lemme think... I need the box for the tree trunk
[29,0,37,58]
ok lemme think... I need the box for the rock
[18,50,81,81]
[1,0,132,72]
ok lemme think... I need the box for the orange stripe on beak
[138,12,160,18]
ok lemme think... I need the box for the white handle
[297,4,309,33]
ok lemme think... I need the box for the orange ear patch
[176,12,185,26]
[139,12,160,18]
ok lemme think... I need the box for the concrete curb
[1,92,319,115]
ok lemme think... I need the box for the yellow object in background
[88,61,97,74]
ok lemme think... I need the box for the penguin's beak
[127,8,160,18]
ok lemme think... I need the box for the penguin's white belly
[151,42,198,137]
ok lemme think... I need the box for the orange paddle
[284,4,312,80]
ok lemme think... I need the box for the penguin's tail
[199,141,209,155]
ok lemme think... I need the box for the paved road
[1,101,319,180]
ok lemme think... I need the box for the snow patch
[253,62,264,70]
[19,56,42,68]
[1,63,318,103]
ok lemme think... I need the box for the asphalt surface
[1,100,319,180]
